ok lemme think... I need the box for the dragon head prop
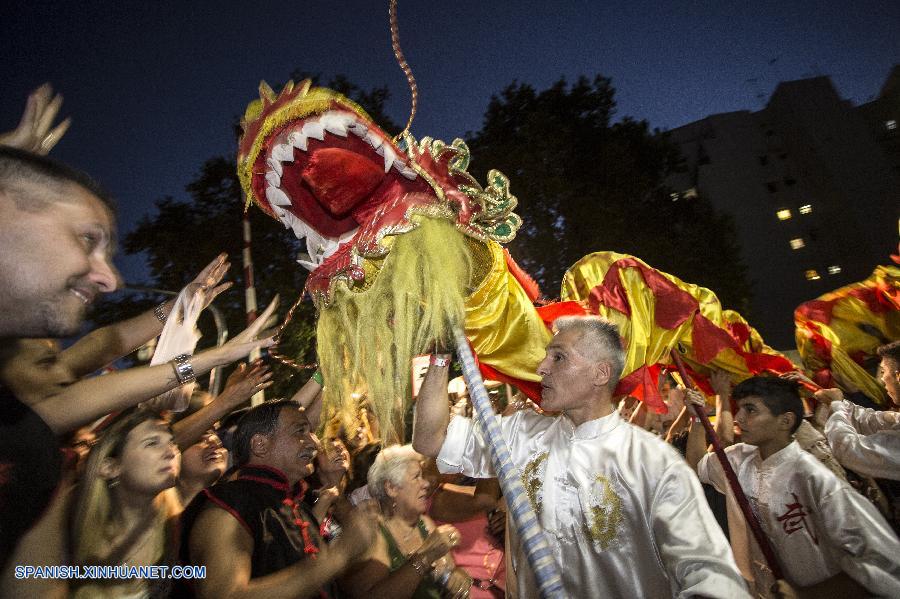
[238,79,521,307]
[238,80,533,439]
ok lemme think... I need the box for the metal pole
[452,326,565,598]
[242,213,264,405]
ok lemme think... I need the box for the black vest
[194,465,333,595]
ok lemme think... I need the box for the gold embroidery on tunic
[585,474,622,549]
[522,452,548,515]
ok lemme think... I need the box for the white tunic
[698,441,900,597]
[437,409,749,598]
[825,399,900,480]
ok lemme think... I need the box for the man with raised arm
[413,315,749,598]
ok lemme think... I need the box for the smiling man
[187,399,375,599]
[0,147,119,338]
[687,377,900,598]
[0,147,119,570]
[414,315,749,598]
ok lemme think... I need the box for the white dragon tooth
[381,145,397,173]
[392,158,407,172]
[266,157,282,177]
[320,114,350,137]
[265,170,281,188]
[289,216,311,240]
[364,131,383,150]
[297,258,319,272]
[400,166,418,180]
[287,131,308,151]
[271,143,294,163]
[266,186,292,207]
[302,122,325,141]
[269,205,290,229]
[348,122,368,137]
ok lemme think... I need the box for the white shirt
[699,441,900,597]
[825,399,900,480]
[437,409,749,598]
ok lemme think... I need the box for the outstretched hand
[184,253,233,310]
[0,84,71,154]
[217,360,272,407]
[213,296,279,365]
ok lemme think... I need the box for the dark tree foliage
[92,76,399,398]
[465,76,751,312]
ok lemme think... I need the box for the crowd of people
[1,86,899,598]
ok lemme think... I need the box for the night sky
[2,1,898,285]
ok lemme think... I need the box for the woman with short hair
[342,444,472,599]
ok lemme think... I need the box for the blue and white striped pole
[452,326,565,598]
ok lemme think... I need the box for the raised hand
[0,84,71,154]
[217,360,272,407]
[183,253,233,310]
[212,296,279,365]
[709,369,732,398]
[683,387,707,409]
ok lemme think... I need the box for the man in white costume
[686,376,900,598]
[413,316,749,598]
[823,340,900,481]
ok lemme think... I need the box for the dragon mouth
[260,109,420,270]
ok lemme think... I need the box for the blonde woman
[70,409,181,598]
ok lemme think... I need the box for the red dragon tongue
[301,147,385,216]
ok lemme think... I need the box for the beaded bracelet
[154,301,170,323]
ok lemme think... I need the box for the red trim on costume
[237,464,292,491]
[203,489,254,537]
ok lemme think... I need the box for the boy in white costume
[414,316,749,598]
[687,376,900,598]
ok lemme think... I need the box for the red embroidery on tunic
[776,492,818,545]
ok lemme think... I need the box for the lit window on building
[683,187,698,199]
[790,238,805,250]
[799,204,812,214]
[887,120,898,131]
[805,269,821,281]
[776,209,792,221]
[827,265,841,275]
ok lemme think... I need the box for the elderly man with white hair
[413,316,749,598]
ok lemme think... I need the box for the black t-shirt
[0,385,62,569]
